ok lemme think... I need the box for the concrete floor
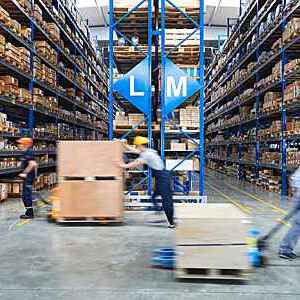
[0,170,299,300]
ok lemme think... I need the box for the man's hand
[18,173,27,179]
[119,162,128,169]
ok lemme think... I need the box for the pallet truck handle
[258,205,299,249]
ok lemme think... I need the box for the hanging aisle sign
[164,58,201,116]
[113,57,151,115]
[113,57,200,116]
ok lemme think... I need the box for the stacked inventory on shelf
[0,0,108,181]
[110,0,203,197]
[205,0,300,195]
[0,172,57,202]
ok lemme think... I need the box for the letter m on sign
[164,58,200,116]
[167,77,187,97]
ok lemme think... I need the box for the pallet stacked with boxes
[57,141,123,223]
[176,204,251,280]
[205,0,300,195]
[0,0,108,199]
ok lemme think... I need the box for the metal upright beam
[154,0,159,119]
[160,0,166,162]
[281,0,288,196]
[29,0,35,136]
[199,0,205,196]
[110,0,153,195]
[255,1,260,181]
[108,0,114,140]
[147,0,153,195]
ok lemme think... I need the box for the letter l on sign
[130,75,145,97]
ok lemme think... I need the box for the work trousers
[279,197,300,254]
[151,170,174,225]
[22,176,34,208]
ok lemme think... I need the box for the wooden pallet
[57,216,123,224]
[114,124,156,130]
[178,126,199,131]
[176,267,250,280]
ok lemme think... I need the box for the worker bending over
[120,136,175,228]
[279,167,300,259]
[17,138,38,219]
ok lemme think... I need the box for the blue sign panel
[113,57,150,115]
[164,58,200,116]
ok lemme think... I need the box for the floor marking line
[206,182,252,215]
[206,173,287,215]
[15,220,32,227]
[221,182,287,214]
[276,218,292,228]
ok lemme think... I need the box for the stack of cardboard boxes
[0,75,19,98]
[284,81,300,104]
[4,43,31,74]
[57,141,124,221]
[176,204,251,280]
[46,23,60,43]
[35,41,58,65]
[179,107,199,128]
[262,92,281,113]
[0,34,5,57]
[128,113,145,127]
[283,18,300,43]
[257,170,280,192]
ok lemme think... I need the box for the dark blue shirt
[21,148,36,179]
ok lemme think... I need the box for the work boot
[20,208,34,219]
[279,252,297,259]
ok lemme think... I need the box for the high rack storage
[109,0,205,205]
[0,0,108,193]
[205,0,300,196]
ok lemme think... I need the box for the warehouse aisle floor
[0,170,299,300]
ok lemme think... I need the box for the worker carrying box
[120,136,175,228]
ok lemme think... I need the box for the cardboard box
[176,218,249,245]
[170,143,186,151]
[175,204,251,279]
[187,140,199,150]
[58,180,123,218]
[166,159,194,171]
[0,183,8,201]
[58,141,123,177]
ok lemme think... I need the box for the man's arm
[19,160,38,178]
[120,159,144,169]
[123,143,141,155]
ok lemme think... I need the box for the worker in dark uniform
[17,138,38,219]
[120,136,175,228]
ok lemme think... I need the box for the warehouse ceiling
[77,0,240,28]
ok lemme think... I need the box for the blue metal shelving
[205,0,300,196]
[0,0,108,176]
[109,0,206,200]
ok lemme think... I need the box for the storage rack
[205,0,300,196]
[0,0,108,180]
[109,0,206,203]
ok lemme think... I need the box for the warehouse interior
[0,0,300,299]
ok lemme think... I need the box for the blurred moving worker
[279,167,300,259]
[17,138,38,219]
[120,136,175,228]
